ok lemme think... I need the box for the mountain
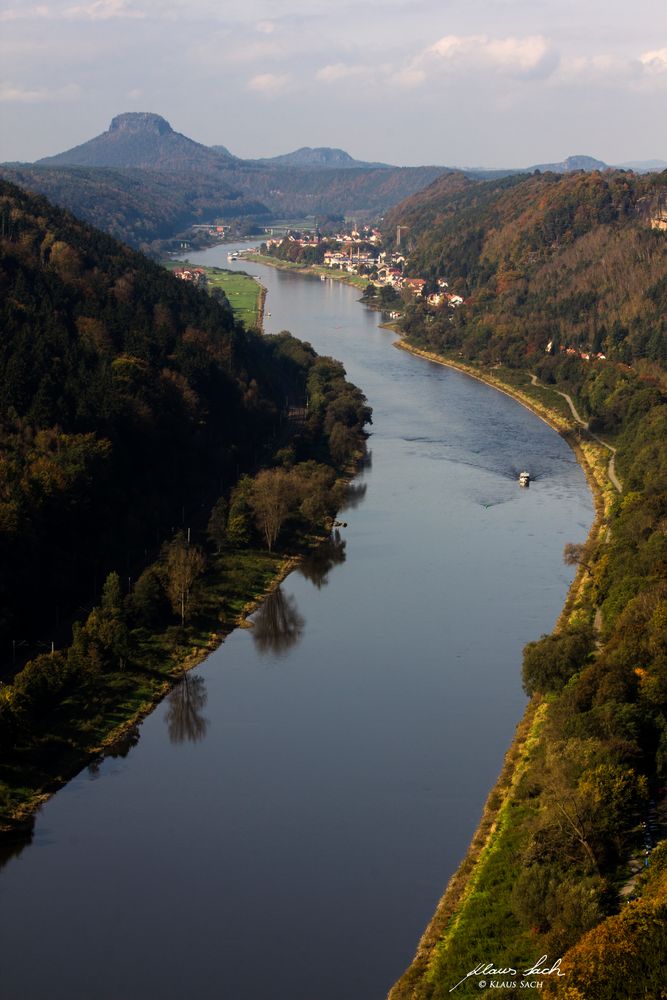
[210,144,237,159]
[1,113,452,247]
[37,112,234,171]
[528,154,608,173]
[254,146,389,169]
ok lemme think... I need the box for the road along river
[0,243,593,1000]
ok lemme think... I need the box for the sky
[1,0,666,167]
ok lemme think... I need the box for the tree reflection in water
[0,822,33,873]
[298,530,347,590]
[341,481,367,511]
[252,586,305,657]
[165,673,209,744]
[88,725,140,779]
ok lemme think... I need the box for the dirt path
[529,373,622,493]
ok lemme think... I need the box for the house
[405,278,427,295]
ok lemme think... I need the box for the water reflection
[341,482,368,511]
[88,725,140,778]
[165,674,209,745]
[251,587,305,657]
[298,531,347,589]
[0,823,32,873]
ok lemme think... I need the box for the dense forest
[384,169,667,365]
[0,164,270,252]
[386,171,667,998]
[0,179,369,660]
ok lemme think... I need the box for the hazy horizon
[1,0,666,168]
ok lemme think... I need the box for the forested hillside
[0,164,270,251]
[387,170,667,998]
[385,169,667,365]
[0,179,369,658]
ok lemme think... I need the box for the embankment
[389,338,615,1000]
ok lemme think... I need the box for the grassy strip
[389,700,544,999]
[0,541,314,833]
[389,339,616,1000]
[163,261,264,328]
[245,253,371,291]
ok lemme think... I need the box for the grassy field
[245,253,371,291]
[163,261,264,328]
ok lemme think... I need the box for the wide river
[0,244,593,1000]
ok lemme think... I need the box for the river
[0,243,593,1000]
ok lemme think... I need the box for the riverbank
[163,260,266,329]
[244,252,371,293]
[0,541,317,835]
[389,338,616,1000]
[1,263,375,837]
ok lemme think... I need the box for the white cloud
[247,72,292,96]
[640,48,667,73]
[63,0,145,19]
[256,19,275,34]
[0,81,81,102]
[424,33,559,79]
[0,0,145,20]
[0,5,51,20]
[391,67,426,88]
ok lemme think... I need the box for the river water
[0,244,593,1000]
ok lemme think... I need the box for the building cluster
[546,340,607,361]
[173,266,208,287]
[262,226,467,308]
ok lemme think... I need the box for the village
[258,225,466,310]
[172,224,608,366]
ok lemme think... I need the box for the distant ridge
[253,146,390,170]
[616,159,667,173]
[37,112,234,171]
[528,154,608,173]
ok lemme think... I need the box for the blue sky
[1,0,666,166]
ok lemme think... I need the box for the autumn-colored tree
[162,534,206,626]
[249,468,297,552]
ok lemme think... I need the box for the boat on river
[519,470,530,486]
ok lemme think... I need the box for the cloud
[423,33,559,80]
[0,5,51,20]
[640,48,667,73]
[256,19,275,34]
[0,81,81,102]
[247,72,292,96]
[390,66,426,88]
[0,1,146,20]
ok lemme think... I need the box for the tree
[162,533,206,626]
[226,475,254,547]
[129,566,169,627]
[563,542,593,575]
[522,625,595,695]
[207,496,228,553]
[249,468,297,552]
